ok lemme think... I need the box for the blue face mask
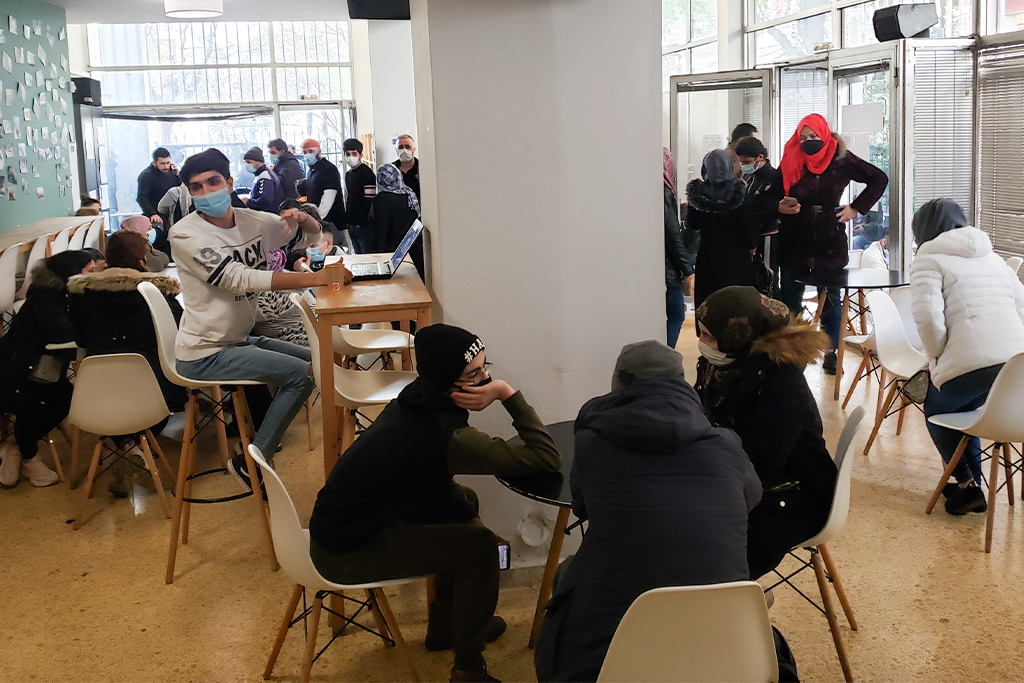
[303,153,318,166]
[193,188,232,217]
[269,153,279,164]
[741,163,757,175]
[147,228,158,245]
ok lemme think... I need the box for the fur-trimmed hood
[750,324,829,366]
[67,268,180,297]
[685,178,746,214]
[28,261,69,291]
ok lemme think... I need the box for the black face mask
[800,139,825,155]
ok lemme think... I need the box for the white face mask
[245,162,259,174]
[398,149,414,163]
[698,341,735,367]
[741,163,757,175]
[345,155,361,168]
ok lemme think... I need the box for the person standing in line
[727,122,758,152]
[663,148,694,348]
[736,136,785,288]
[301,138,347,233]
[136,147,180,228]
[242,147,284,214]
[343,138,377,254]
[267,138,303,200]
[776,113,888,375]
[370,163,425,279]
[685,149,758,310]
[394,134,421,201]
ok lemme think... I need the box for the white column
[367,20,418,167]
[350,20,375,155]
[410,0,664,564]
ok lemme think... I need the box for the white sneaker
[21,456,59,487]
[0,445,22,488]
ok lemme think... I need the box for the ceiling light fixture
[164,0,224,18]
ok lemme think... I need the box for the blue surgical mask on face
[148,228,158,245]
[269,153,279,164]
[304,153,318,165]
[741,163,757,175]
[193,188,232,217]
[245,162,258,174]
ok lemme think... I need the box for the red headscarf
[779,113,838,193]
[663,147,677,197]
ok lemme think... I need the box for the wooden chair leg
[373,588,420,683]
[47,436,65,482]
[842,352,870,410]
[986,444,1001,553]
[211,386,230,468]
[138,433,171,519]
[367,589,394,647]
[1002,443,1015,506]
[73,441,104,531]
[818,543,857,630]
[265,584,304,679]
[876,368,886,418]
[306,396,315,451]
[340,407,356,455]
[167,394,198,584]
[300,595,323,683]
[811,549,854,683]
[864,383,899,455]
[896,393,909,435]
[69,426,81,488]
[180,413,200,545]
[146,430,177,487]
[810,290,828,327]
[926,436,969,514]
[232,390,280,572]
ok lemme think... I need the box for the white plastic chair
[847,249,863,268]
[67,221,90,250]
[841,331,878,410]
[597,581,778,683]
[290,293,417,454]
[925,353,1024,553]
[332,325,414,370]
[888,287,923,351]
[862,291,928,454]
[69,353,175,530]
[14,236,51,309]
[1006,256,1023,275]
[250,445,421,683]
[49,226,74,255]
[82,217,105,251]
[0,243,22,331]
[764,406,865,683]
[137,280,279,582]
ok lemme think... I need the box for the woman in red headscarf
[776,113,888,374]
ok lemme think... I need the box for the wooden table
[0,216,94,254]
[314,257,432,475]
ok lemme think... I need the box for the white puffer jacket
[910,226,1024,388]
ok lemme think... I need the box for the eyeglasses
[457,361,493,386]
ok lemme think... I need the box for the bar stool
[137,281,279,583]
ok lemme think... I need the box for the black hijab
[44,250,95,285]
[912,198,968,246]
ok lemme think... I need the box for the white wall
[410,0,664,565]
[367,20,418,167]
[350,20,375,156]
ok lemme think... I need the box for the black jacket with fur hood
[695,323,837,579]
[67,268,187,412]
[685,178,759,308]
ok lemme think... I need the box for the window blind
[978,44,1024,260]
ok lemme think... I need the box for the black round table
[791,268,909,400]
[499,420,575,647]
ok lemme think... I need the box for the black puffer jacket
[67,268,187,412]
[696,324,838,579]
[685,179,759,308]
[535,377,761,683]
[665,185,695,288]
[0,262,77,412]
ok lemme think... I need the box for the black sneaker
[228,453,267,501]
[823,351,838,375]
[945,484,987,515]
[942,483,960,499]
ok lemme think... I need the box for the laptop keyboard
[351,263,385,276]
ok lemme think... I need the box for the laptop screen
[390,219,424,270]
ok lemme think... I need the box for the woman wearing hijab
[119,215,171,272]
[777,113,888,374]
[694,286,836,578]
[0,250,98,488]
[369,163,424,278]
[910,199,1024,515]
[685,149,758,309]
[664,148,695,348]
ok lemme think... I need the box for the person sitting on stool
[308,324,561,683]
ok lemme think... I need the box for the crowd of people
[2,110,1024,683]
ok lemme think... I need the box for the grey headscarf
[912,198,968,245]
[611,340,685,391]
[701,149,735,184]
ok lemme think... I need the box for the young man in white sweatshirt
[170,148,352,491]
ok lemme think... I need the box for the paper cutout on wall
[8,16,16,33]
[32,21,40,37]
[13,46,22,64]
[2,51,10,73]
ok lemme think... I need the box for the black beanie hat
[415,324,485,389]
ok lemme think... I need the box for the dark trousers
[13,380,73,460]
[778,268,841,350]
[666,284,685,349]
[310,522,499,670]
[924,364,1005,485]
[348,224,374,254]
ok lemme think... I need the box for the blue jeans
[177,336,314,461]
[851,233,873,251]
[778,268,841,350]
[923,364,1004,485]
[666,284,685,348]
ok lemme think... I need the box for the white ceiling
[50,0,350,24]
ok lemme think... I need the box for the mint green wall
[0,0,74,232]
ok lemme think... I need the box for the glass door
[669,69,774,193]
[829,45,903,268]
[777,61,828,161]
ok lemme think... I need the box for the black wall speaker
[347,0,410,20]
[71,77,102,107]
[872,3,939,41]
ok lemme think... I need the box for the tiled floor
[3,318,1024,682]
